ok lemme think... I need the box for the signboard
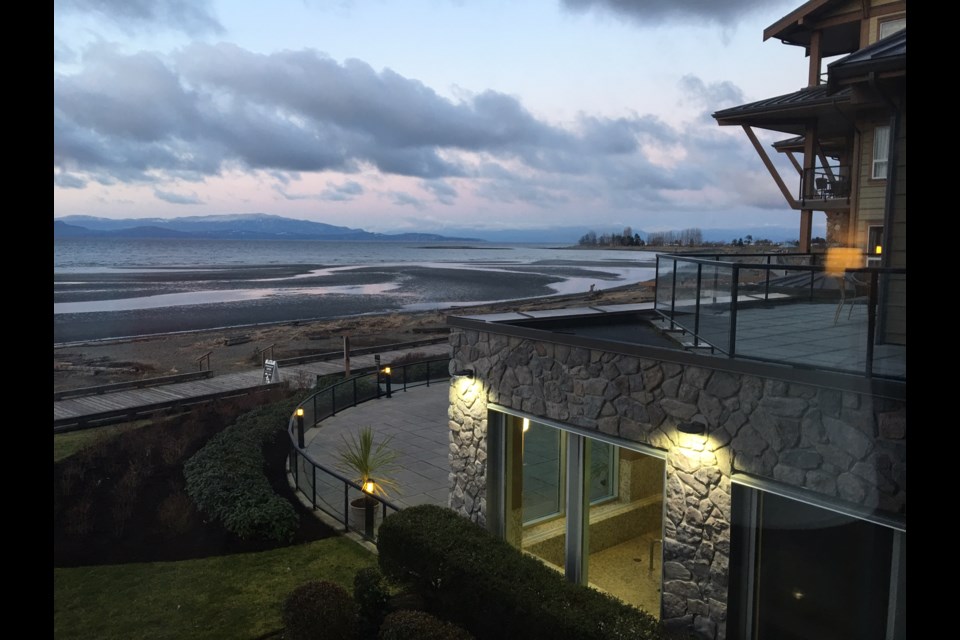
[263,359,279,384]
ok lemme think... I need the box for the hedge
[183,395,300,543]
[378,610,474,640]
[282,580,358,640]
[377,505,684,640]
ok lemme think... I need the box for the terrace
[451,251,906,384]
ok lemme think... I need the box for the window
[494,412,664,615]
[872,126,890,180]
[729,484,905,640]
[879,17,906,40]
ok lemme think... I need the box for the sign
[263,359,279,384]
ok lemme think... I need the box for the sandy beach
[53,277,655,392]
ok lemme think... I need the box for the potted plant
[337,426,399,536]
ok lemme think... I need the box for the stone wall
[447,327,906,639]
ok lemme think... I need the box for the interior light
[875,244,882,255]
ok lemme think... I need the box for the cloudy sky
[54,0,815,236]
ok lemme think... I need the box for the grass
[53,418,164,462]
[53,537,377,640]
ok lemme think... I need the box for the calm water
[54,238,660,315]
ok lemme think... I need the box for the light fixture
[677,421,706,436]
[522,418,530,432]
[295,407,304,418]
[363,480,376,494]
[453,369,474,378]
[875,244,882,255]
[383,366,391,375]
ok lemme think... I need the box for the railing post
[331,384,336,416]
[385,368,392,398]
[312,466,317,510]
[765,255,771,301]
[375,356,382,398]
[403,364,408,392]
[292,448,299,486]
[352,377,357,407]
[729,266,739,358]
[669,258,678,329]
[809,269,815,302]
[865,270,879,378]
[343,485,350,532]
[693,263,703,347]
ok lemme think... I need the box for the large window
[729,483,906,639]
[872,126,890,180]
[494,412,665,616]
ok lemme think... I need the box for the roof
[827,28,906,89]
[712,85,852,136]
[764,0,863,57]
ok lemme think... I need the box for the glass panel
[873,126,890,179]
[586,444,664,617]
[588,440,616,503]
[697,263,733,353]
[504,417,568,575]
[754,492,894,640]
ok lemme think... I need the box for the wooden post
[343,335,351,377]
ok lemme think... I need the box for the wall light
[522,418,530,432]
[453,369,475,379]
[677,421,706,436]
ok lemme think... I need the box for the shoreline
[53,281,653,392]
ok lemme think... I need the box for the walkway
[53,342,451,429]
[302,382,450,509]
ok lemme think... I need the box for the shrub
[354,567,391,639]
[282,580,358,640]
[378,610,474,640]
[183,395,300,543]
[378,505,678,640]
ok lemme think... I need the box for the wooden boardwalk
[54,342,451,430]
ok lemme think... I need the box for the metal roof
[712,86,852,135]
[828,28,906,88]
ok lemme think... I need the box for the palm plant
[337,426,400,498]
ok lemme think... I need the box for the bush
[378,505,677,640]
[183,395,300,543]
[378,610,474,640]
[282,580,358,640]
[354,567,391,639]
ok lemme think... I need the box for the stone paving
[302,382,451,510]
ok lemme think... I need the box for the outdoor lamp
[677,421,706,436]
[363,480,376,494]
[383,367,391,375]
[453,369,475,379]
[295,407,304,418]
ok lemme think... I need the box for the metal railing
[286,357,450,540]
[654,253,906,380]
[800,165,851,203]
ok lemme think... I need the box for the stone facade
[447,327,906,640]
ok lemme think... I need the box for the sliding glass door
[497,412,665,616]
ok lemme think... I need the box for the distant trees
[577,228,645,247]
[647,228,703,247]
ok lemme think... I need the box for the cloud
[55,172,87,189]
[54,43,784,217]
[421,180,457,205]
[389,192,426,209]
[154,189,203,204]
[54,0,223,35]
[322,181,364,201]
[678,74,746,114]
[559,0,786,27]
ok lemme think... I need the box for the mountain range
[53,213,816,244]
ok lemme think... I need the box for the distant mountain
[54,214,481,242]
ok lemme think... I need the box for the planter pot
[348,496,382,536]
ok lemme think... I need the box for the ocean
[54,238,659,342]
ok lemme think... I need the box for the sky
[54,0,819,237]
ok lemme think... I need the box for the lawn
[53,537,377,640]
[54,417,171,462]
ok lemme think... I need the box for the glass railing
[654,253,906,380]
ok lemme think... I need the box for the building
[445,2,905,639]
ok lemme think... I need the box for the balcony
[799,165,851,209]
[654,252,906,380]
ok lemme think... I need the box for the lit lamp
[361,478,376,537]
[677,421,706,436]
[874,245,882,255]
[382,366,392,398]
[295,407,305,448]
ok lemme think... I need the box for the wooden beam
[742,126,798,209]
[799,210,813,252]
[786,151,803,175]
[808,29,822,87]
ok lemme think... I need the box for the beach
[53,277,655,392]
